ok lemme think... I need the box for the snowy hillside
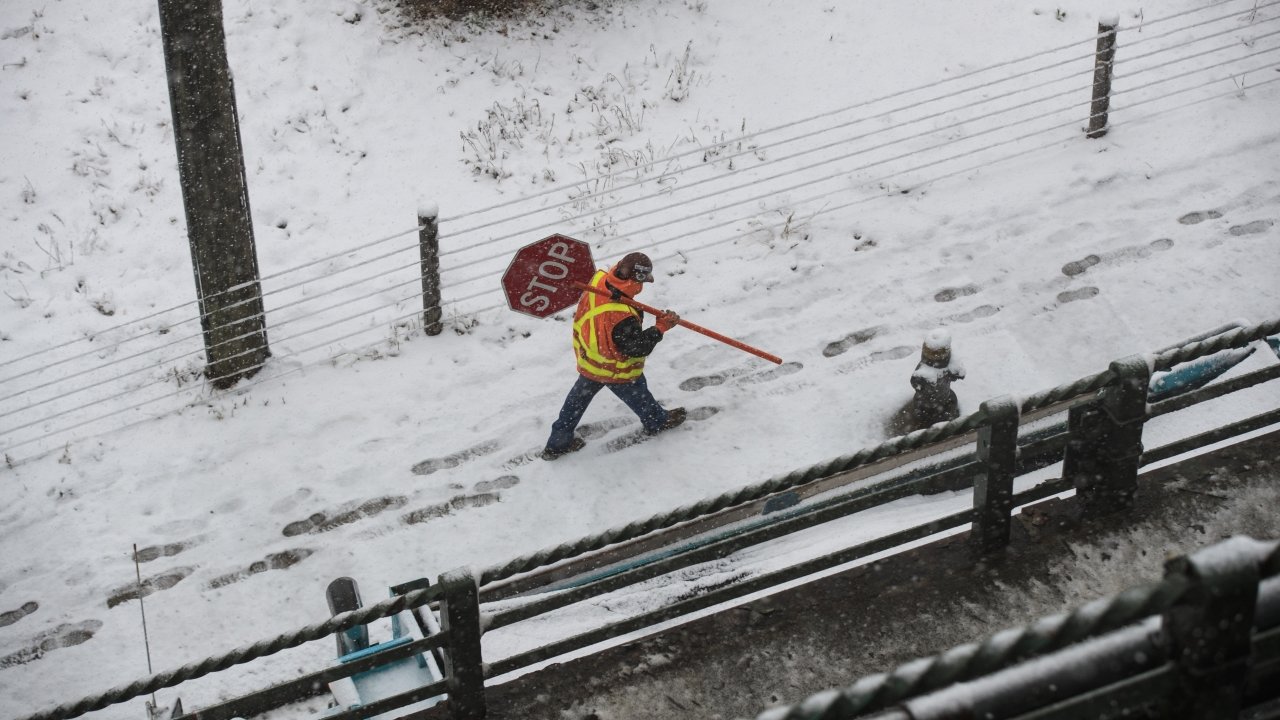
[0,0,1277,717]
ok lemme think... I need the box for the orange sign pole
[575,282,782,365]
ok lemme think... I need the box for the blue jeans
[545,374,669,452]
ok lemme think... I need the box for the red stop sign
[501,234,596,318]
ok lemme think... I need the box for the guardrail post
[438,567,486,719]
[1161,538,1268,718]
[1086,17,1118,139]
[971,395,1020,554]
[419,204,443,337]
[1064,354,1149,515]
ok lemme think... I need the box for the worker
[542,252,686,460]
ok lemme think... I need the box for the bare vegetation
[395,0,566,21]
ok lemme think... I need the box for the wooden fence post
[419,205,443,337]
[971,395,1020,554]
[158,0,271,389]
[438,568,486,719]
[1086,16,1119,139]
[1064,354,1149,515]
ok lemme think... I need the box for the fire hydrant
[910,330,965,429]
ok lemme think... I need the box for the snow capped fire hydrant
[909,330,965,430]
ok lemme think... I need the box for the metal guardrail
[748,536,1280,720]
[18,318,1280,720]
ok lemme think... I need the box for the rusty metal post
[971,396,1020,554]
[1086,17,1119,139]
[438,568,485,719]
[419,205,443,336]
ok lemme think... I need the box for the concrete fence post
[419,204,443,337]
[438,568,486,719]
[1064,354,1150,516]
[1161,538,1273,718]
[1086,17,1119,139]
[971,395,1021,554]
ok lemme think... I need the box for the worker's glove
[656,310,680,333]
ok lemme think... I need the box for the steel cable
[433,0,1280,258]
[3,1,1264,384]
[10,15,1280,453]
[0,297,428,454]
[434,0,1267,229]
[11,25,1271,425]
[0,223,422,377]
[0,60,1131,409]
[456,51,1280,310]
[1,32,1105,390]
[0,275,428,436]
[0,256,435,422]
[442,39,1280,292]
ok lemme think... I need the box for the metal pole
[419,205,442,336]
[1087,18,1119,139]
[132,545,157,712]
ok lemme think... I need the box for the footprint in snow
[0,619,103,669]
[282,496,408,536]
[1057,286,1100,304]
[474,475,520,493]
[502,416,637,468]
[106,568,193,609]
[411,438,503,476]
[134,538,202,563]
[1178,210,1223,225]
[402,493,500,526]
[822,326,885,358]
[933,284,981,303]
[1228,219,1273,236]
[735,361,804,384]
[207,548,316,589]
[602,406,721,453]
[947,304,1000,323]
[835,345,916,375]
[1060,238,1174,278]
[0,601,38,629]
[680,362,803,391]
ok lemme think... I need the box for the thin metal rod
[133,544,157,711]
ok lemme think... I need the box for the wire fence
[1,0,1276,463]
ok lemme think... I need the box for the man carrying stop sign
[542,252,686,460]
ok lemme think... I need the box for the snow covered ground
[0,0,1277,717]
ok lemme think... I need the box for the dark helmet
[613,252,654,283]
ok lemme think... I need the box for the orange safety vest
[572,270,646,383]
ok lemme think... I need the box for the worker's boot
[541,436,586,461]
[649,407,686,435]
